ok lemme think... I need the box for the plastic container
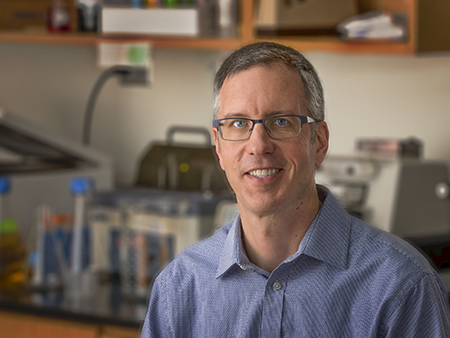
[30,205,72,290]
[89,187,233,299]
[47,0,72,32]
[76,0,99,32]
[218,0,238,37]
[0,177,28,289]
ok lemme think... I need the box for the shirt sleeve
[140,275,173,338]
[381,272,450,338]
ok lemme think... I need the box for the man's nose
[247,122,274,155]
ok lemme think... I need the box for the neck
[239,193,322,273]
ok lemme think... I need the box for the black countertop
[0,277,148,330]
[2,271,449,328]
[1,242,449,330]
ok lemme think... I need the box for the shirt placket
[260,265,290,338]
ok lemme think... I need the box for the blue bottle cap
[0,176,11,194]
[70,177,94,195]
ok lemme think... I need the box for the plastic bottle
[30,204,50,288]
[65,177,94,297]
[118,199,150,299]
[218,0,237,37]
[76,0,99,32]
[47,0,72,32]
[0,177,28,289]
[30,205,68,290]
[198,0,219,37]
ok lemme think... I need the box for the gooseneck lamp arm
[82,65,148,146]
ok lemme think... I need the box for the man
[141,42,450,337]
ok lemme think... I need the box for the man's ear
[212,128,225,171]
[315,121,329,168]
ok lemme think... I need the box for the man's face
[213,63,328,217]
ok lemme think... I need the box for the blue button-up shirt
[141,187,450,337]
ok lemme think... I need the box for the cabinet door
[0,311,98,338]
[100,325,140,338]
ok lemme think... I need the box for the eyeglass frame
[212,115,317,141]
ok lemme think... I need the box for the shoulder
[317,186,440,288]
[340,217,449,332]
[349,221,450,334]
[317,186,436,280]
[350,217,435,275]
[347,217,448,302]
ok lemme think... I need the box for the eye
[231,119,248,128]
[274,118,289,126]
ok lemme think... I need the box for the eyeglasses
[212,115,317,141]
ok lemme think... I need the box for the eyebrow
[220,110,297,119]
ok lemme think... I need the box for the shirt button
[238,264,246,270]
[273,282,282,291]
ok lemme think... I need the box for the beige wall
[1,43,449,185]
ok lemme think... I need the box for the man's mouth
[248,169,280,178]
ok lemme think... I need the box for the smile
[248,169,280,178]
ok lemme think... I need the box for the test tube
[70,178,93,273]
[66,177,93,296]
[31,204,52,287]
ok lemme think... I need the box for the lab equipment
[30,205,72,290]
[0,176,28,289]
[0,109,113,249]
[82,65,149,146]
[65,177,94,297]
[30,204,50,288]
[356,137,422,160]
[135,126,230,194]
[316,156,450,238]
[89,187,233,298]
[70,178,92,275]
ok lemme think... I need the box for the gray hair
[213,42,325,131]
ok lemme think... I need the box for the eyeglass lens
[220,116,302,141]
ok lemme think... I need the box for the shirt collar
[299,186,351,270]
[216,215,242,278]
[215,186,351,278]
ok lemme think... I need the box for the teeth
[249,169,279,178]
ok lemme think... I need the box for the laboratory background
[1,0,450,337]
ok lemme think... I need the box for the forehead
[226,62,302,83]
[219,63,306,116]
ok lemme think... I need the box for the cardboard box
[256,0,359,36]
[0,0,77,30]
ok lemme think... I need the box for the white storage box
[101,7,199,36]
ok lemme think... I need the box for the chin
[240,197,283,216]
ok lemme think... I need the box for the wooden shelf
[0,30,244,51]
[0,30,414,54]
[258,36,413,55]
[0,31,98,46]
[0,0,449,55]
